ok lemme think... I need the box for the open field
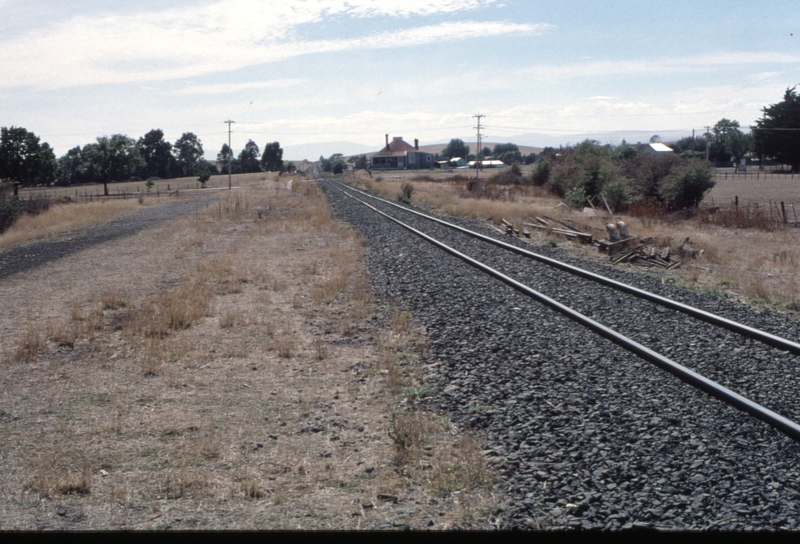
[341,169,800,314]
[0,172,496,530]
[706,170,800,210]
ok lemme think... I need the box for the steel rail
[327,178,800,357]
[324,179,800,443]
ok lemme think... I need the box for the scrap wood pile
[610,237,681,269]
[521,216,596,243]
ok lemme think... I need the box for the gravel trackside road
[0,197,214,281]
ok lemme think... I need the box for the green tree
[672,136,707,154]
[261,142,284,172]
[57,146,83,185]
[239,140,261,173]
[440,139,469,160]
[80,135,144,195]
[197,159,212,187]
[35,143,58,186]
[724,129,753,164]
[709,118,741,162]
[754,86,800,171]
[493,143,523,165]
[0,126,57,195]
[173,132,204,177]
[137,129,175,179]
[217,143,234,175]
[353,155,368,170]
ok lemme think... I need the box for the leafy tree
[353,155,368,170]
[481,146,493,158]
[57,146,83,186]
[754,86,800,171]
[137,129,175,179]
[493,143,522,165]
[708,118,741,162]
[523,153,537,165]
[649,135,662,143]
[261,142,283,172]
[611,143,637,161]
[80,134,144,195]
[217,143,234,175]
[173,132,204,177]
[440,139,469,160]
[0,126,57,195]
[197,159,212,187]
[724,129,753,164]
[672,136,707,154]
[35,143,58,186]
[239,140,261,173]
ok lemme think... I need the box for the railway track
[318,173,800,530]
[324,177,800,443]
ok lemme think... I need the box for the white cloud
[171,79,306,95]
[519,52,800,82]
[0,0,530,90]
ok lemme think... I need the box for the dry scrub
[0,198,157,252]
[0,168,497,530]
[343,169,800,314]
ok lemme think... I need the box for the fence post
[735,195,739,209]
[782,201,788,224]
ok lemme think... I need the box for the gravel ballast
[321,180,800,531]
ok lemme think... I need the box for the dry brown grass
[0,168,496,530]
[0,198,152,252]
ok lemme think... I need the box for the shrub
[531,160,550,186]
[658,160,715,210]
[397,182,414,204]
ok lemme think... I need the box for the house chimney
[385,134,389,150]
[414,138,419,150]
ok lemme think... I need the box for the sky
[1,0,799,159]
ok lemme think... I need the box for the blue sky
[1,0,798,159]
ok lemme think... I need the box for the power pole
[705,125,711,163]
[473,114,484,179]
[224,119,235,189]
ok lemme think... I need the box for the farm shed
[371,135,434,170]
[637,142,675,156]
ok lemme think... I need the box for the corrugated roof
[648,142,673,152]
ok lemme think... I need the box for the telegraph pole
[705,125,711,163]
[224,119,235,189]
[473,114,485,179]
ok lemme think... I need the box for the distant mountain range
[283,130,695,161]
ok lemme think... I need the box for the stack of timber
[522,216,594,243]
[611,238,681,269]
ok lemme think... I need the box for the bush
[603,178,634,213]
[397,182,414,204]
[0,190,51,234]
[531,160,550,186]
[563,185,587,209]
[658,160,715,210]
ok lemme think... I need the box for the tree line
[0,127,287,196]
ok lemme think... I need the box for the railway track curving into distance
[318,172,800,530]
